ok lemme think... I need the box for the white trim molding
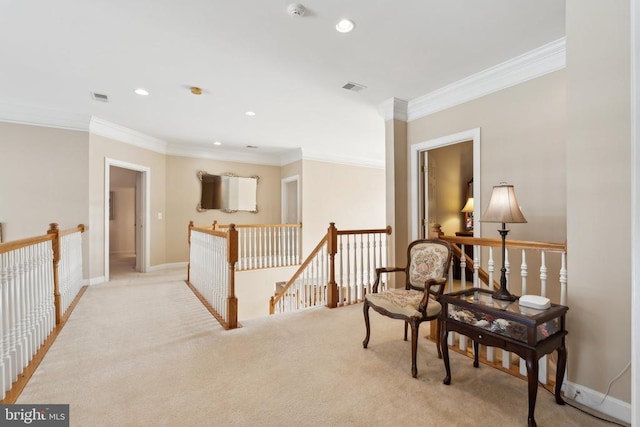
[104,158,151,282]
[409,128,481,240]
[378,97,408,121]
[631,0,640,424]
[90,117,168,154]
[0,101,90,131]
[148,262,188,272]
[564,381,631,424]
[407,38,566,121]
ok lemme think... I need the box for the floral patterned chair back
[407,240,451,296]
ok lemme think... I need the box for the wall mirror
[197,171,259,213]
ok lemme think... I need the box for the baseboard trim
[89,276,106,286]
[563,381,631,424]
[148,262,188,272]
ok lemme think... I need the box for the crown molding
[407,37,566,121]
[0,101,90,131]
[378,97,408,121]
[166,143,289,166]
[89,117,169,154]
[302,148,385,169]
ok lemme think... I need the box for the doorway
[423,142,474,237]
[410,128,481,240]
[104,158,150,281]
[109,166,138,276]
[281,175,300,224]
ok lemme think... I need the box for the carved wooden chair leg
[410,320,419,378]
[404,321,408,341]
[436,318,442,359]
[363,299,371,348]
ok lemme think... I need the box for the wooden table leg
[442,327,451,385]
[555,339,567,405]
[473,340,479,368]
[526,355,539,427]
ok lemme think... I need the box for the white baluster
[473,245,480,287]
[501,248,510,370]
[487,247,495,291]
[1,253,8,397]
[486,247,495,363]
[520,249,527,295]
[540,251,547,298]
[560,251,567,306]
[460,244,467,289]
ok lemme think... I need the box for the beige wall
[0,122,90,278]
[566,0,631,403]
[109,187,135,254]
[409,71,566,245]
[0,122,90,241]
[89,134,167,278]
[165,155,282,263]
[385,119,409,268]
[301,159,386,254]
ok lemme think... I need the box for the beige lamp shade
[461,197,474,213]
[480,183,527,224]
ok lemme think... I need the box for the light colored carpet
[17,267,612,426]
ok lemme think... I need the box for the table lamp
[480,183,527,301]
[461,197,474,231]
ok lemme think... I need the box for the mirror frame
[197,171,259,214]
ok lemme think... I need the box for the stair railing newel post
[187,221,194,283]
[226,224,238,329]
[46,223,61,325]
[326,223,338,308]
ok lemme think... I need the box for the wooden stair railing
[193,221,302,271]
[270,223,392,315]
[187,221,238,329]
[0,223,86,402]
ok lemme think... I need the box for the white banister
[520,249,528,295]
[560,252,567,306]
[540,251,548,297]
[502,248,511,370]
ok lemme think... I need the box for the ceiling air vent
[342,81,366,92]
[91,92,109,103]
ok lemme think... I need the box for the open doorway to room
[409,128,480,241]
[104,158,150,282]
[281,175,300,224]
[423,142,474,237]
[109,166,138,276]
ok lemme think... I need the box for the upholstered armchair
[362,239,452,378]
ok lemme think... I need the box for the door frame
[104,158,150,281]
[409,128,481,240]
[281,175,300,224]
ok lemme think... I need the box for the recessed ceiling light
[134,88,149,96]
[245,111,256,117]
[213,141,222,146]
[336,19,355,33]
[190,87,203,95]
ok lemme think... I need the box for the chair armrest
[371,267,405,293]
[418,278,448,314]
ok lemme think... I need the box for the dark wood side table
[439,288,568,427]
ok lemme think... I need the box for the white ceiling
[0,0,565,166]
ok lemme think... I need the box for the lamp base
[492,288,517,302]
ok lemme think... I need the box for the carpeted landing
[17,267,613,426]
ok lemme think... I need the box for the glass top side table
[439,288,568,427]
